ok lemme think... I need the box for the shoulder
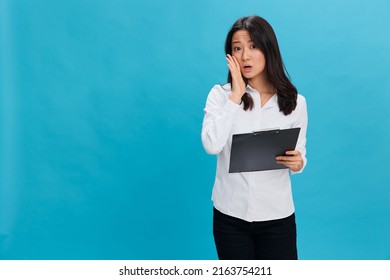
[297,93,306,103]
[296,94,307,108]
[209,83,231,94]
[293,94,308,116]
[207,83,231,101]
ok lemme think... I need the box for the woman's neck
[248,76,275,95]
[248,75,275,107]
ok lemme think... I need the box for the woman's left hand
[276,150,303,172]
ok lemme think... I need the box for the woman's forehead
[232,30,252,43]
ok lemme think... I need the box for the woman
[201,15,308,260]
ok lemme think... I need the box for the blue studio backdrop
[1,0,390,259]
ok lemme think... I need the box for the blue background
[1,0,389,259]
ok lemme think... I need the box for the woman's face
[231,30,266,81]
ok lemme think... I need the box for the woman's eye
[233,47,241,51]
[250,45,257,49]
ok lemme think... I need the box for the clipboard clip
[252,128,280,136]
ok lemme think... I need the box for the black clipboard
[229,127,301,173]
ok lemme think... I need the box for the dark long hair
[225,15,297,115]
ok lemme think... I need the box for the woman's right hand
[226,54,246,104]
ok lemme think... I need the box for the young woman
[201,15,308,260]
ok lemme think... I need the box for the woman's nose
[242,49,249,61]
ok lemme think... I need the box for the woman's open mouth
[243,65,252,72]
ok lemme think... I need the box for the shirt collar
[246,84,256,92]
[263,93,278,109]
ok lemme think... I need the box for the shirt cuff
[224,98,241,112]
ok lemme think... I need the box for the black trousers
[213,207,298,260]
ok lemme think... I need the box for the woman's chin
[242,73,252,79]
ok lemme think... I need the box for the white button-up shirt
[201,84,308,222]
